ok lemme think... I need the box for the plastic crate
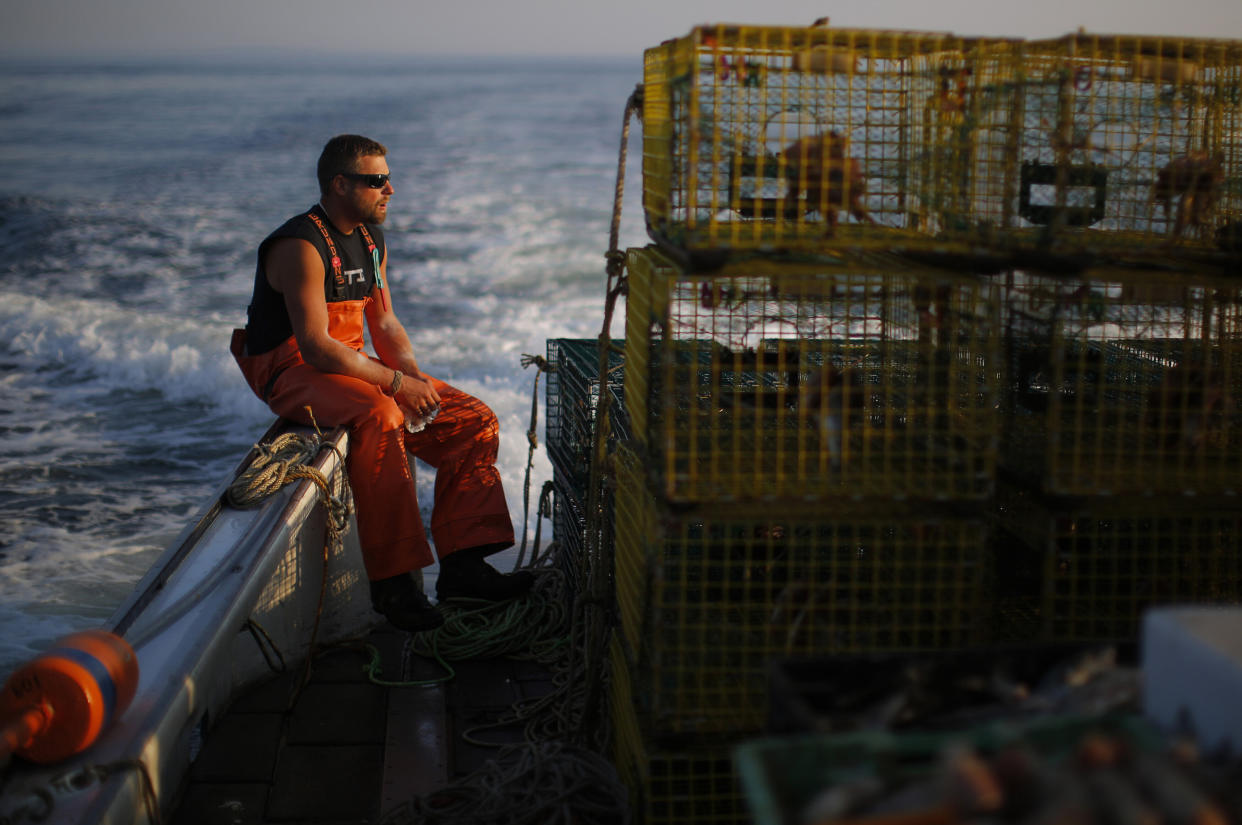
[544,338,626,492]
[624,245,1001,503]
[999,267,1242,496]
[613,444,994,737]
[734,714,1167,825]
[996,483,1242,643]
[642,24,1021,262]
[1010,32,1242,265]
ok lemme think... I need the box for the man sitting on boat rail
[231,134,532,632]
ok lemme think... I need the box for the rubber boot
[370,572,444,632]
[435,546,534,602]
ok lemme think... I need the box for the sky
[3,0,1242,61]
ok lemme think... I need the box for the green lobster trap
[624,245,1001,503]
[1000,266,1242,496]
[995,483,1242,643]
[642,23,1021,262]
[613,444,993,738]
[549,473,600,607]
[1010,32,1242,264]
[544,338,626,493]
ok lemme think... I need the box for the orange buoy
[0,630,139,765]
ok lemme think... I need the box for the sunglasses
[340,172,390,189]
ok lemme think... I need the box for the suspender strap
[305,210,342,280]
[358,223,389,312]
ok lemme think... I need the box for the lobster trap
[642,24,1242,267]
[624,245,1001,503]
[1010,32,1242,263]
[549,473,589,603]
[995,484,1242,643]
[613,444,993,738]
[642,24,1021,261]
[544,338,626,492]
[610,638,750,825]
[1000,266,1242,496]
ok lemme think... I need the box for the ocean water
[0,55,646,677]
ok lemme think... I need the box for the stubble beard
[362,199,389,225]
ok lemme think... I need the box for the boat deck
[171,625,555,824]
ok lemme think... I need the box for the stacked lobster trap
[642,24,1023,262]
[609,246,1003,822]
[543,338,626,602]
[643,24,1242,268]
[993,264,1242,643]
[1010,32,1242,263]
[542,21,1242,824]
[624,246,1002,503]
[999,266,1242,497]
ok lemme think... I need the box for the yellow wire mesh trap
[999,265,1242,496]
[609,642,750,825]
[642,24,1242,266]
[1012,32,1242,262]
[642,24,1020,260]
[624,245,1001,503]
[612,444,993,739]
[995,484,1242,643]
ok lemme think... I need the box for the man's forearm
[370,319,423,377]
[302,336,394,386]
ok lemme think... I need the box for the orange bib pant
[231,304,514,581]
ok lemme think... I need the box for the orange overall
[230,300,514,581]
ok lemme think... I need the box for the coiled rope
[383,740,629,825]
[360,564,568,691]
[224,419,350,521]
[376,564,629,825]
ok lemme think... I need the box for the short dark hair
[317,134,388,195]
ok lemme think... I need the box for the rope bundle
[410,570,569,664]
[382,740,630,825]
[224,429,349,527]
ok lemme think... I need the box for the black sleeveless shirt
[244,204,387,356]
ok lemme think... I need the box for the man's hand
[395,373,441,420]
